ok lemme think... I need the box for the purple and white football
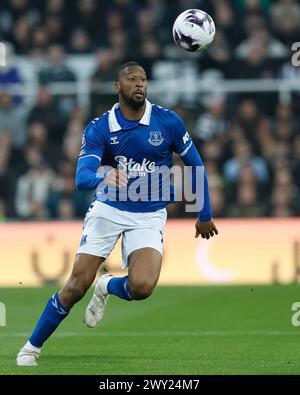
[172,9,215,52]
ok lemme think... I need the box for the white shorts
[77,200,167,269]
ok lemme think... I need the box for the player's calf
[59,276,90,308]
[59,254,104,308]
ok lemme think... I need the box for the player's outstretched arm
[170,112,219,240]
[177,141,219,240]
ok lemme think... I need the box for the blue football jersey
[77,99,199,214]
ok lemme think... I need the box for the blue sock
[29,291,70,348]
[107,276,132,301]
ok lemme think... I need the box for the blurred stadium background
[1,0,300,375]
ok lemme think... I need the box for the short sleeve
[170,112,193,157]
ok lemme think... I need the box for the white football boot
[84,274,113,328]
[16,342,41,366]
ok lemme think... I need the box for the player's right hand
[104,168,130,188]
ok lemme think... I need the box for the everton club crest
[148,131,164,146]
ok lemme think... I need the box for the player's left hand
[195,219,218,239]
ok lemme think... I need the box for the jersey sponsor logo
[183,131,190,144]
[110,136,119,145]
[148,131,164,146]
[115,155,156,177]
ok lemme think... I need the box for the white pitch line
[0,330,300,337]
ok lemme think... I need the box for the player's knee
[129,282,154,300]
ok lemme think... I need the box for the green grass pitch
[0,284,300,375]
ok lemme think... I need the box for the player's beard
[120,89,146,110]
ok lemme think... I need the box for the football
[172,9,215,52]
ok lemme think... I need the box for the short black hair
[116,61,144,81]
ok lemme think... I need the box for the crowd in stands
[0,0,300,220]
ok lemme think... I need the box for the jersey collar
[108,99,152,132]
